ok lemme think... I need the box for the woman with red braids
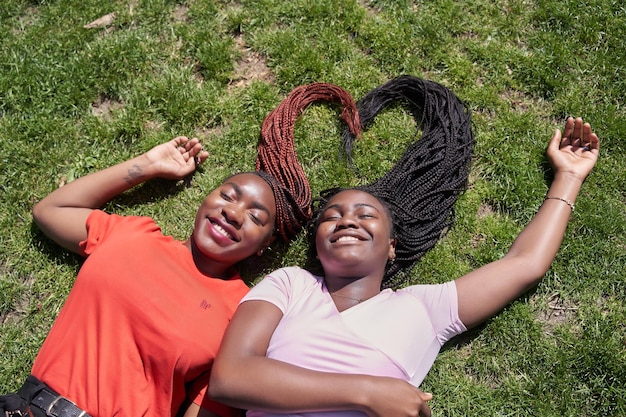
[0,84,360,417]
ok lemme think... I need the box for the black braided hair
[311,75,474,288]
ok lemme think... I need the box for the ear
[257,235,277,257]
[388,238,397,260]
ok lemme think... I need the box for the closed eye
[249,212,262,226]
[220,191,235,202]
[320,211,341,222]
[248,208,271,226]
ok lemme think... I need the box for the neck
[183,236,236,280]
[324,275,382,302]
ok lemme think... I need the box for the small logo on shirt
[200,300,212,309]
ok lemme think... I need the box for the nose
[334,213,358,231]
[222,204,245,228]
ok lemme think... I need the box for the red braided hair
[256,83,361,241]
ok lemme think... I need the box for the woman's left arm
[455,117,599,329]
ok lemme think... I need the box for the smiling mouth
[332,235,363,243]
[210,220,238,242]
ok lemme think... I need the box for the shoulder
[267,266,316,279]
[81,210,164,255]
[397,281,458,305]
[86,209,161,234]
[267,266,321,281]
[247,267,320,300]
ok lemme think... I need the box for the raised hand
[547,117,599,182]
[144,136,210,180]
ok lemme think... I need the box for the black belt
[16,376,91,417]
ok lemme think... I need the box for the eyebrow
[325,202,381,213]
[224,181,272,214]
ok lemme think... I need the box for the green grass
[1,0,624,415]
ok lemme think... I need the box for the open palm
[144,136,209,179]
[548,117,599,181]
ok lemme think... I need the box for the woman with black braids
[0,83,360,417]
[209,76,600,417]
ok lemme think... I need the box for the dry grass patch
[228,35,274,90]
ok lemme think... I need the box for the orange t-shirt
[31,210,249,416]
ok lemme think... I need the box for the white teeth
[336,236,359,242]
[213,223,232,239]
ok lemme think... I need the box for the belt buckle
[46,395,64,416]
[45,395,87,417]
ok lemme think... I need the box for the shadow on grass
[441,323,486,351]
[441,287,540,352]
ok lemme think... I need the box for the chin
[324,263,367,277]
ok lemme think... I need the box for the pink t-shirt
[242,266,466,417]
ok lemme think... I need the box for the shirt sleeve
[401,281,466,344]
[79,210,160,256]
[240,267,303,314]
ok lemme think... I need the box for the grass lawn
[1,0,624,415]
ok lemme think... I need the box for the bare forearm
[210,357,373,414]
[33,136,206,253]
[212,303,432,417]
[457,118,598,329]
[457,172,586,328]
[36,154,157,210]
[506,171,584,275]
[32,154,158,253]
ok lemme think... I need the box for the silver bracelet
[544,195,575,211]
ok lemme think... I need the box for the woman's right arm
[209,300,433,417]
[32,136,208,255]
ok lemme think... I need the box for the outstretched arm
[32,136,208,255]
[210,300,433,417]
[456,117,599,329]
